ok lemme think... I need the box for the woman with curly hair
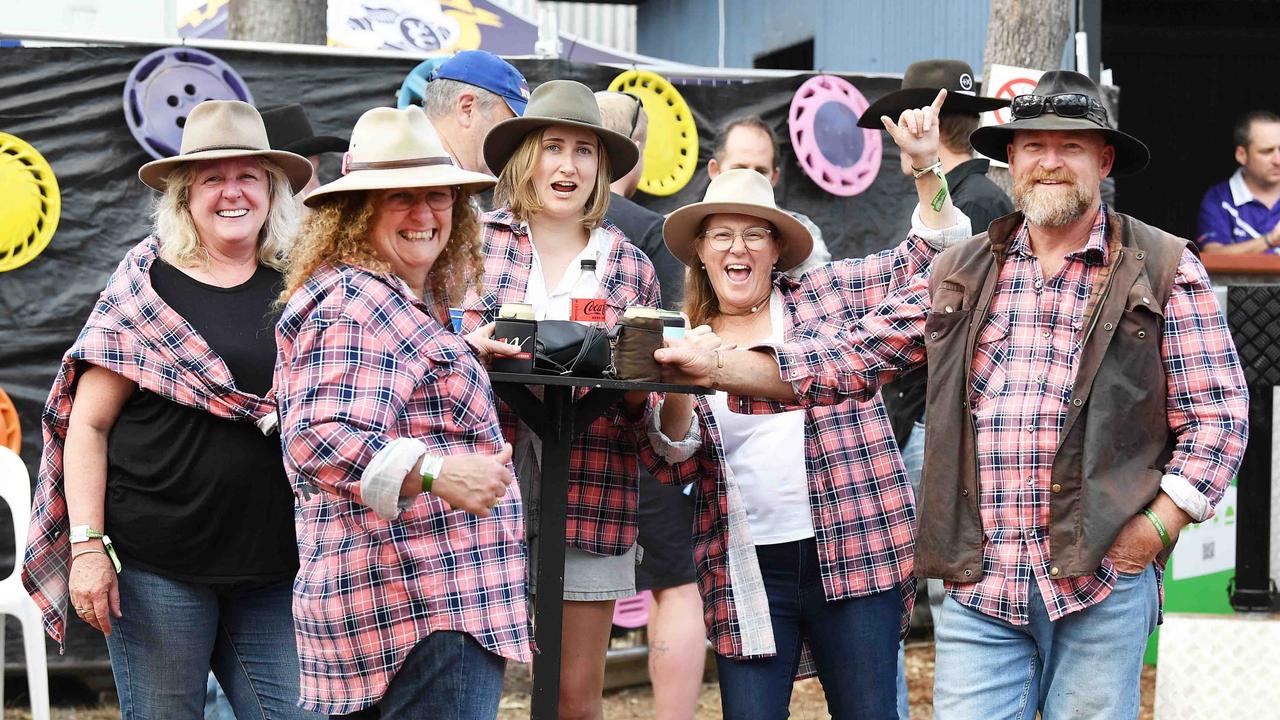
[274,106,531,718]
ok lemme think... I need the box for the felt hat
[259,104,348,157]
[857,59,1009,129]
[663,168,813,272]
[304,106,496,207]
[482,80,639,179]
[138,100,313,192]
[968,70,1150,176]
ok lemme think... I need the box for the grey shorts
[528,543,639,601]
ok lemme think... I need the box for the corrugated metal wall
[637,0,994,73]
[490,0,637,54]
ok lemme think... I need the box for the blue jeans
[933,565,1159,720]
[105,565,317,720]
[715,538,901,719]
[331,631,506,719]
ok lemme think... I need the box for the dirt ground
[6,643,1156,719]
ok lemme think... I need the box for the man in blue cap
[422,50,529,174]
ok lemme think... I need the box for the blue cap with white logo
[433,50,530,116]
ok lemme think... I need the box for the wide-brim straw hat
[857,59,1009,129]
[969,70,1150,176]
[138,100,314,192]
[304,106,497,207]
[482,79,639,179]
[663,168,814,272]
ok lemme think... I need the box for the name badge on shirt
[571,297,607,323]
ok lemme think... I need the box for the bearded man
[654,71,1248,719]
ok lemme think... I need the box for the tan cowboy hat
[138,100,314,192]
[663,169,813,272]
[304,106,497,207]
[482,79,639,179]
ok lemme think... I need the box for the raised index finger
[930,88,948,116]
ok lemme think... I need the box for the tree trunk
[981,0,1074,192]
[228,0,328,45]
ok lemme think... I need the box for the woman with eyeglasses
[460,79,658,720]
[275,106,530,718]
[643,92,972,718]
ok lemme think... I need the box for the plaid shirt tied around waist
[22,236,277,647]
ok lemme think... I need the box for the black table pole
[489,374,704,719]
[529,384,572,718]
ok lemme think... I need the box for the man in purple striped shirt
[1197,109,1280,254]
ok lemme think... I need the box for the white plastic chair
[0,446,49,720]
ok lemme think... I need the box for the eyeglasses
[607,91,644,139]
[381,186,458,212]
[702,226,774,251]
[1010,93,1109,126]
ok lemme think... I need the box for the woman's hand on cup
[655,325,732,388]
[465,323,522,367]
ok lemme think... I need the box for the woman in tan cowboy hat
[275,105,530,718]
[24,99,319,719]
[458,78,657,719]
[643,91,974,717]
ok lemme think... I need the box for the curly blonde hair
[151,158,297,271]
[281,189,485,316]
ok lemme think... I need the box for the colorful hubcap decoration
[0,132,61,272]
[789,75,881,197]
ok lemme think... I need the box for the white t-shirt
[706,291,814,545]
[523,225,610,321]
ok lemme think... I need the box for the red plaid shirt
[757,208,1248,624]
[276,263,530,714]
[461,209,660,556]
[643,237,937,659]
[23,237,277,646]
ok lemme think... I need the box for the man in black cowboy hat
[861,59,1015,643]
[656,70,1247,719]
[260,104,348,200]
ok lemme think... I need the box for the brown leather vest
[917,209,1193,580]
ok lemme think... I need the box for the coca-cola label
[571,297,607,323]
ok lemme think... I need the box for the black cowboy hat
[857,59,1009,129]
[968,70,1150,176]
[259,104,348,157]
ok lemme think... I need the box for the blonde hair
[492,127,613,230]
[151,158,297,272]
[681,218,779,329]
[280,188,485,316]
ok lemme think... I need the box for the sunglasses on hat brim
[1010,93,1108,126]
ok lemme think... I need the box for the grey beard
[1015,181,1094,228]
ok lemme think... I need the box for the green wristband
[420,454,443,494]
[1142,508,1172,548]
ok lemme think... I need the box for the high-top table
[487,372,709,719]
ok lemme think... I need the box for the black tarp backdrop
[0,45,914,664]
